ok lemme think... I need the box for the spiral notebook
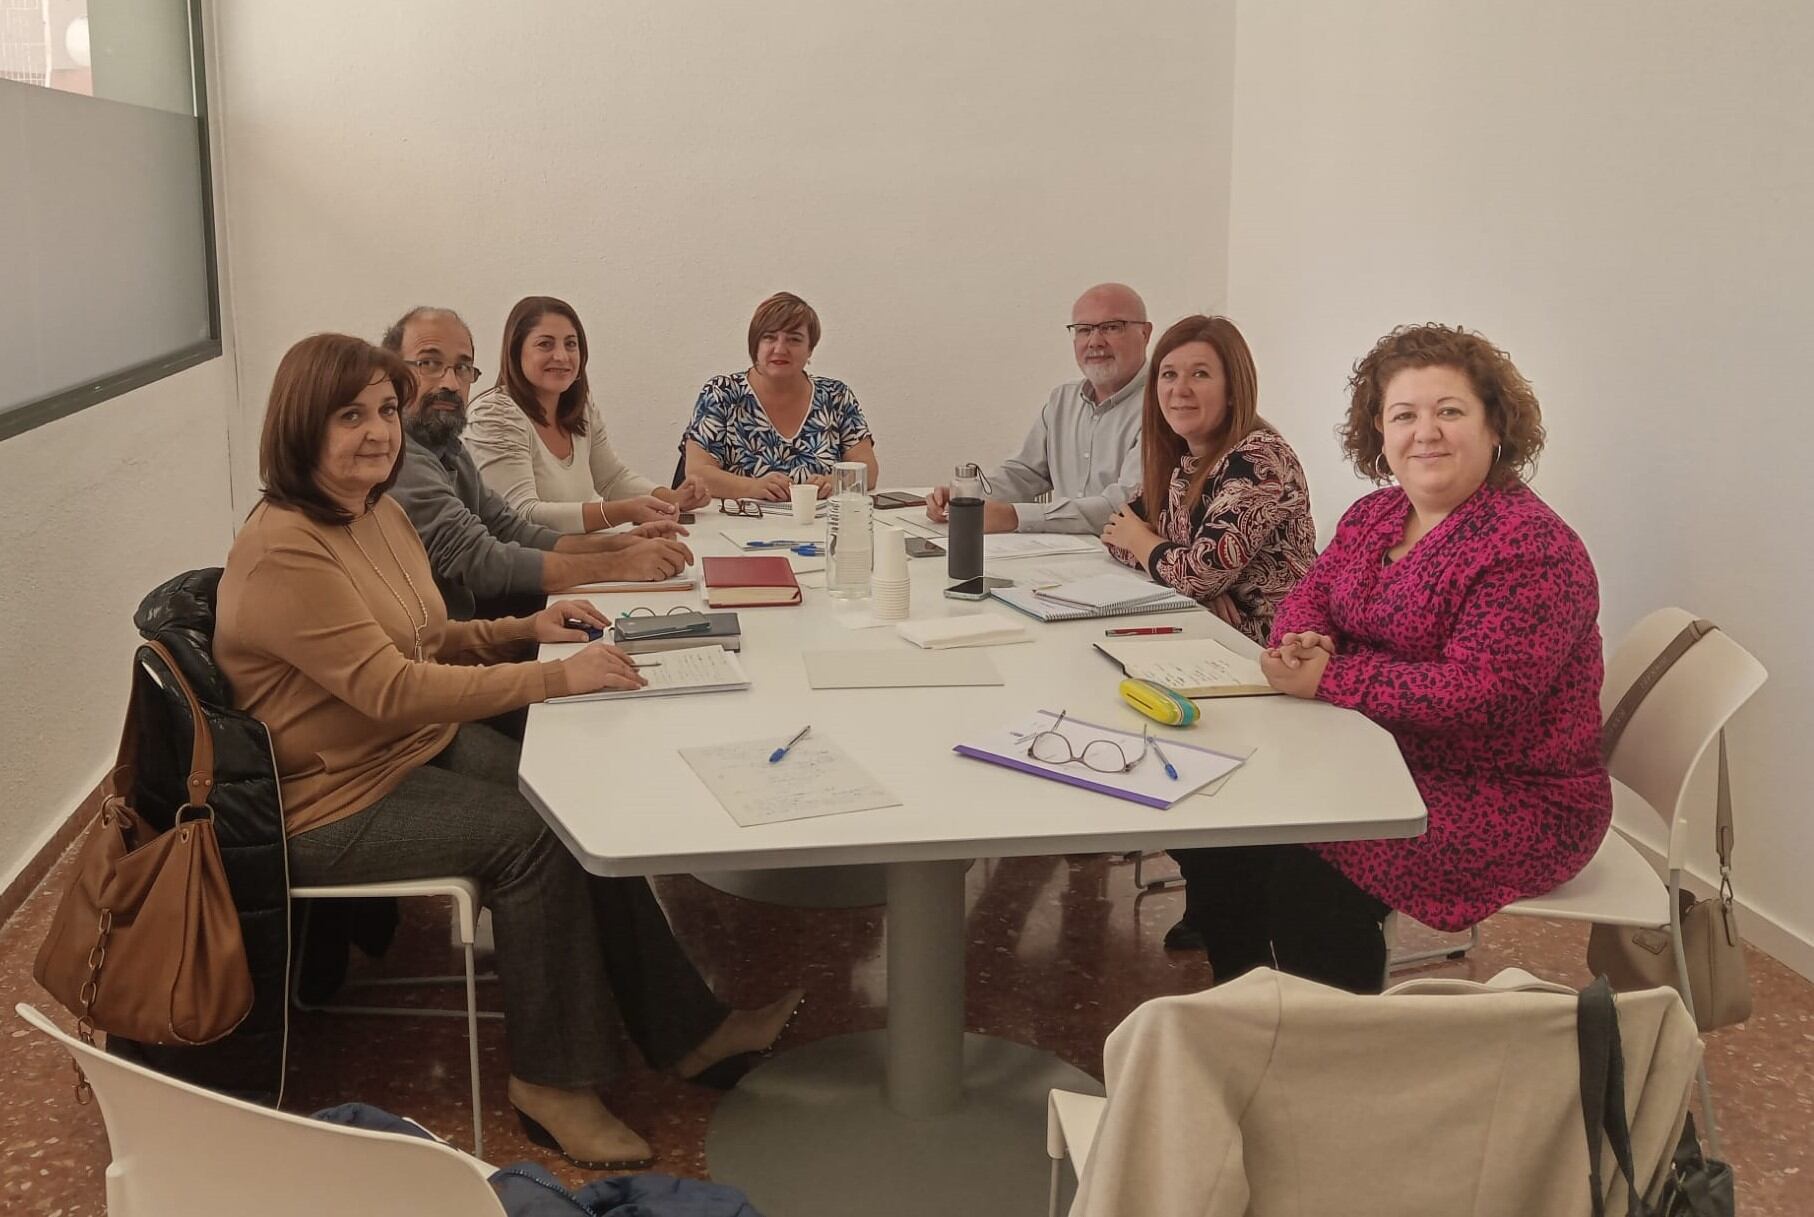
[989,582,1199,622]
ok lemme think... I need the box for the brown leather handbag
[34,640,254,1088]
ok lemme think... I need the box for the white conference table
[520,504,1425,1217]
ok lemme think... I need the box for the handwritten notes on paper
[1096,639,1275,697]
[679,734,902,827]
[549,645,750,703]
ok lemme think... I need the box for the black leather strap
[1579,977,1652,1217]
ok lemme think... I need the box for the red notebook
[702,556,803,607]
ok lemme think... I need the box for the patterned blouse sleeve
[832,381,873,452]
[683,377,734,467]
[1148,435,1304,603]
[1316,523,1599,731]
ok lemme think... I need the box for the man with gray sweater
[384,307,690,620]
[925,283,1151,534]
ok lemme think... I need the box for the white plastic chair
[290,877,502,1157]
[1045,1087,1107,1217]
[1391,607,1765,1153]
[15,1001,506,1217]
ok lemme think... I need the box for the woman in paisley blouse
[682,292,879,500]
[1102,314,1318,956]
[1198,323,1611,994]
[1102,314,1316,645]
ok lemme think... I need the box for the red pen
[1104,626,1185,637]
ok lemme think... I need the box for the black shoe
[1163,917,1206,951]
[682,1050,761,1091]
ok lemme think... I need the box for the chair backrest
[15,1003,506,1217]
[1599,608,1767,869]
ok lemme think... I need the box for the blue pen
[1145,726,1179,781]
[769,725,812,764]
[744,540,824,555]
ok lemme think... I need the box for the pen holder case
[1119,678,1199,727]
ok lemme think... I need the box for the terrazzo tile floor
[2,846,1810,1214]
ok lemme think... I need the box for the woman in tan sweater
[216,334,800,1170]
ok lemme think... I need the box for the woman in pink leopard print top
[1102,315,1316,644]
[1175,324,1611,994]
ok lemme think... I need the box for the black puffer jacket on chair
[107,568,291,1103]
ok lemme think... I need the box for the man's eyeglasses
[719,498,789,518]
[1019,710,1150,775]
[405,356,482,384]
[1065,320,1141,339]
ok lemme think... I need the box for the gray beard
[406,400,466,448]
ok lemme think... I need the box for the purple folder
[952,711,1241,810]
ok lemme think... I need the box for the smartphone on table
[942,576,1013,601]
[904,536,945,558]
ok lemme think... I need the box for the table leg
[883,858,967,1115]
[704,856,1102,1216]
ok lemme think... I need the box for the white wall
[1227,1,1814,971]
[0,359,239,892]
[213,0,1236,510]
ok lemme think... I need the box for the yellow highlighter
[1094,642,1200,726]
[1118,677,1200,727]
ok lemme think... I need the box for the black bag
[1656,1115,1735,1217]
[1578,976,1734,1217]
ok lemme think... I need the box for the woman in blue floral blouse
[682,292,879,500]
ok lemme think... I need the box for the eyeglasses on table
[1018,710,1151,775]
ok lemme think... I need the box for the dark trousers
[289,724,727,1087]
[1170,844,1391,994]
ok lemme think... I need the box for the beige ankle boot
[507,1076,653,1170]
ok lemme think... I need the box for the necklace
[345,511,430,661]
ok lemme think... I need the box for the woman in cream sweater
[466,295,710,531]
[216,334,799,1170]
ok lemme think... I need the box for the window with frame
[0,0,219,441]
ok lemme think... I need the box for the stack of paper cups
[871,527,911,620]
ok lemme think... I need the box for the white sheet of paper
[802,648,1004,689]
[549,645,749,702]
[957,710,1246,808]
[680,734,902,827]
[982,553,1132,586]
[1193,746,1258,798]
[887,514,948,538]
[701,525,827,574]
[1034,572,1177,611]
[981,533,1103,559]
[832,605,901,631]
[568,572,698,594]
[1097,639,1270,690]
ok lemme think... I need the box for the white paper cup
[869,575,911,620]
[874,527,909,580]
[790,483,817,524]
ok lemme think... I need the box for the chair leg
[1387,922,1480,972]
[289,900,314,1013]
[1048,1155,1062,1217]
[1668,869,1721,1158]
[464,941,484,1160]
[1131,850,1181,892]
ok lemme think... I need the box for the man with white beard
[926,282,1152,534]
